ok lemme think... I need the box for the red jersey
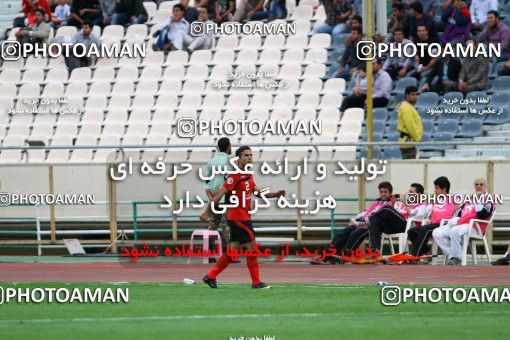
[223,173,256,221]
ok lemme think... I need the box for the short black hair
[351,27,362,35]
[488,10,500,18]
[378,181,393,193]
[410,1,423,14]
[405,86,418,95]
[411,183,424,194]
[82,20,93,29]
[416,24,428,31]
[235,146,251,158]
[217,137,230,152]
[394,27,404,34]
[392,2,405,11]
[352,15,362,25]
[34,8,46,16]
[433,176,451,194]
[173,3,186,12]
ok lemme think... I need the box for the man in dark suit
[420,55,462,94]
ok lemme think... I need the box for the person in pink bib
[407,176,456,257]
[433,178,495,265]
[368,183,426,253]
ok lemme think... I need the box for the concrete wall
[0,160,508,226]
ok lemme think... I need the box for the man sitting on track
[433,178,495,265]
[310,181,397,265]
[200,146,286,289]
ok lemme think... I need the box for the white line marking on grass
[2,311,509,324]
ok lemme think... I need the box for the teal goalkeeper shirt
[204,152,232,199]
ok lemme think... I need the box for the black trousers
[330,225,369,258]
[340,94,389,112]
[368,206,407,251]
[401,147,417,159]
[407,223,440,256]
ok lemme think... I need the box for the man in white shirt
[154,3,190,52]
[470,0,498,31]
[174,6,214,52]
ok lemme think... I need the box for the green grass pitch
[0,282,509,339]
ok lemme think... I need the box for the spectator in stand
[50,0,70,29]
[458,38,490,93]
[154,3,189,52]
[215,0,235,23]
[405,1,439,41]
[267,0,287,20]
[346,14,362,30]
[313,0,352,35]
[422,0,438,17]
[408,176,457,258]
[340,58,392,111]
[194,0,217,20]
[498,58,510,76]
[235,0,268,21]
[477,11,510,64]
[433,178,495,265]
[382,28,416,80]
[15,0,52,27]
[349,0,362,17]
[111,0,148,25]
[414,25,440,80]
[441,0,472,44]
[420,55,462,94]
[389,2,408,35]
[174,7,214,52]
[68,0,101,27]
[180,0,199,23]
[94,0,116,27]
[65,20,102,71]
[397,86,422,159]
[334,27,363,80]
[15,8,51,47]
[470,0,498,32]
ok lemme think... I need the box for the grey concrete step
[487,130,510,137]
[485,123,510,131]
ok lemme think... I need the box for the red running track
[0,262,509,285]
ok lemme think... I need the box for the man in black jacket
[334,27,363,80]
[420,55,462,94]
[111,0,148,25]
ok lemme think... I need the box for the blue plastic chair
[489,76,510,92]
[457,119,484,137]
[359,146,382,159]
[430,132,455,150]
[373,108,388,121]
[415,92,438,109]
[382,147,402,159]
[393,77,418,93]
[486,107,510,124]
[490,92,510,107]
[422,119,434,134]
[386,132,400,141]
[436,119,459,133]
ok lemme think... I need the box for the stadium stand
[0,1,510,164]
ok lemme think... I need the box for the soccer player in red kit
[199,146,286,289]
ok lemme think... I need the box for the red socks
[247,256,261,285]
[207,253,231,279]
[207,253,261,285]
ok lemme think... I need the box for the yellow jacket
[397,101,423,148]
